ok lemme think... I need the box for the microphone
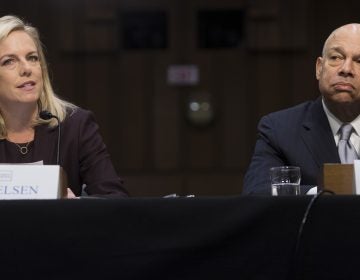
[39,110,61,165]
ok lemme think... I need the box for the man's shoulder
[266,98,320,121]
[258,98,323,131]
[272,99,315,115]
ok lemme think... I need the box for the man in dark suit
[243,23,360,194]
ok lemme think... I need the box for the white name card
[354,160,360,194]
[0,165,66,200]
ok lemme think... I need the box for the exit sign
[167,65,199,86]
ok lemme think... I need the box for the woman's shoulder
[61,107,98,131]
[65,106,94,122]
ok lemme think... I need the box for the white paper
[306,186,318,195]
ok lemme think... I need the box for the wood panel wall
[1,0,360,196]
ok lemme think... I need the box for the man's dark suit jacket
[0,108,128,197]
[243,97,341,195]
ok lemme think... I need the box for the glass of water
[270,166,301,196]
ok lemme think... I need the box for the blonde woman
[0,15,127,197]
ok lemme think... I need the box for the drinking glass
[270,166,301,196]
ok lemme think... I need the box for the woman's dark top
[0,107,128,197]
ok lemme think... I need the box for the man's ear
[315,57,323,80]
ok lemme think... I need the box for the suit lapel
[301,97,340,167]
[33,124,58,165]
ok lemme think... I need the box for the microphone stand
[39,111,61,165]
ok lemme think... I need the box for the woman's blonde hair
[0,15,75,139]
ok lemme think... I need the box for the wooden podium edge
[322,163,354,195]
[59,167,68,198]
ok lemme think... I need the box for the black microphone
[39,110,61,165]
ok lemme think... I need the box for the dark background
[1,0,359,197]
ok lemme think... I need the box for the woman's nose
[18,60,32,77]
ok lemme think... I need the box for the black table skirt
[0,195,359,279]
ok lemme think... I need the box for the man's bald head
[322,24,360,56]
[317,23,360,122]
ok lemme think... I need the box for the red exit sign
[167,65,199,86]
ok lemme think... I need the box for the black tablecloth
[1,196,359,279]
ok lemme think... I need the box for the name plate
[354,160,360,194]
[323,163,355,194]
[0,165,66,200]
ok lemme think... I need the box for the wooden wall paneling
[172,0,193,52]
[213,51,251,170]
[172,0,213,172]
[117,0,171,10]
[47,2,75,53]
[278,0,308,51]
[185,173,243,196]
[247,0,280,14]
[71,62,88,110]
[52,59,76,108]
[176,0,248,194]
[288,54,318,104]
[4,0,41,23]
[277,0,311,106]
[81,9,117,142]
[247,20,282,52]
[84,0,118,21]
[83,24,117,53]
[105,56,123,175]
[241,52,259,161]
[185,127,217,169]
[111,1,179,196]
[50,2,79,106]
[149,1,185,171]
[182,55,217,170]
[152,56,181,170]
[83,58,112,142]
[247,0,280,52]
[141,55,157,170]
[275,56,295,108]
[190,0,246,8]
[55,0,86,52]
[115,54,152,170]
[58,1,90,109]
[0,1,20,15]
[210,53,227,171]
[254,55,283,117]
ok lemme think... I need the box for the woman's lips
[17,81,36,91]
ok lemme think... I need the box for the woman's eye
[2,58,14,66]
[28,55,39,62]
